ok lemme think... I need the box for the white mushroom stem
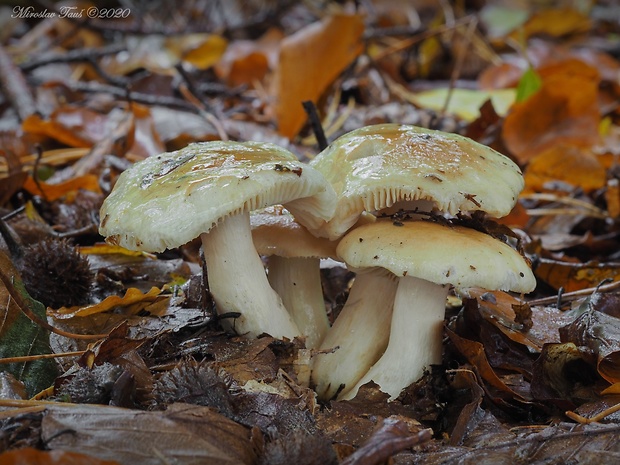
[339,275,448,400]
[200,211,301,339]
[266,256,330,349]
[312,268,398,400]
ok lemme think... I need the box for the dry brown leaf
[273,13,364,138]
[523,144,606,193]
[41,403,255,465]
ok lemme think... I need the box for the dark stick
[302,100,328,151]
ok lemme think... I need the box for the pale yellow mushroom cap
[310,124,524,240]
[99,141,336,252]
[250,206,339,259]
[337,219,536,294]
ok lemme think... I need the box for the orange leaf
[23,174,101,201]
[510,8,591,41]
[23,107,109,148]
[535,258,620,292]
[0,447,121,465]
[273,13,364,138]
[50,287,164,319]
[523,144,606,193]
[502,59,601,163]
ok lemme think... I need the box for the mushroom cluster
[98,125,536,402]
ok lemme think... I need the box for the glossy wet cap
[99,141,336,252]
[337,219,536,294]
[310,124,524,240]
[251,206,339,259]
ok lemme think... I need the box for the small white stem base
[340,276,448,400]
[267,255,330,349]
[312,269,398,400]
[200,211,301,339]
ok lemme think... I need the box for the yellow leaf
[407,88,516,121]
[79,243,152,257]
[23,174,101,201]
[183,34,228,70]
[511,8,591,41]
[50,287,165,319]
[274,13,364,138]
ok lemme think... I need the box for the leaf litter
[0,1,620,464]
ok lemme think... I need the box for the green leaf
[0,252,58,397]
[516,66,542,103]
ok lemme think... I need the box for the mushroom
[250,205,339,348]
[336,219,536,400]
[308,123,525,240]
[99,141,336,340]
[309,123,526,399]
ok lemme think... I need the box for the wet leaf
[515,66,541,103]
[182,34,228,70]
[560,310,620,384]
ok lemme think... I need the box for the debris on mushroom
[251,205,339,348]
[308,123,525,240]
[336,219,536,400]
[99,141,336,340]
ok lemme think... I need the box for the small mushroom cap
[251,206,339,259]
[99,141,336,252]
[336,219,536,294]
[310,124,524,239]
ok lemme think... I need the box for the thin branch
[302,100,328,151]
[0,43,37,121]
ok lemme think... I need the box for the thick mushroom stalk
[335,219,537,402]
[201,211,300,339]
[266,255,329,348]
[339,276,448,400]
[312,268,398,400]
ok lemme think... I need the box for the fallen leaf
[50,287,166,319]
[509,8,591,42]
[523,144,606,193]
[22,107,110,148]
[502,59,601,162]
[406,88,516,122]
[41,402,255,465]
[182,34,228,70]
[535,258,620,292]
[0,447,122,465]
[273,13,365,138]
[22,174,101,201]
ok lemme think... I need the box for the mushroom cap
[309,124,524,239]
[336,219,536,294]
[251,206,339,259]
[99,141,336,252]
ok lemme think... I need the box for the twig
[566,402,620,424]
[0,43,37,121]
[527,279,620,306]
[0,350,85,364]
[19,43,126,72]
[302,100,328,151]
[39,79,198,112]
